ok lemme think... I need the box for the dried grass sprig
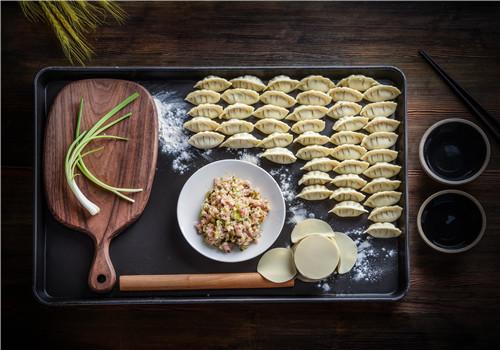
[19,0,126,65]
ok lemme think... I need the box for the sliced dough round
[330,232,357,274]
[257,248,296,283]
[296,274,323,283]
[294,235,340,280]
[291,218,335,244]
[365,222,402,238]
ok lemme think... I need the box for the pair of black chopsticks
[419,50,500,144]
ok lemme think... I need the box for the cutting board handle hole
[97,274,107,283]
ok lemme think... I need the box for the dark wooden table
[2,2,500,349]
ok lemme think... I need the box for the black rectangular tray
[33,67,409,305]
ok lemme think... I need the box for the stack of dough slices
[257,219,357,283]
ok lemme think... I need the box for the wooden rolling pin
[120,272,294,291]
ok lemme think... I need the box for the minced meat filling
[196,176,270,252]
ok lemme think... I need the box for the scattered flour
[350,229,382,283]
[236,150,260,166]
[154,92,195,174]
[267,166,316,224]
[318,282,331,292]
[288,203,315,224]
[269,168,295,202]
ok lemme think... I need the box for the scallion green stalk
[64,92,143,215]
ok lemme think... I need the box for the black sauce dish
[419,118,490,185]
[417,190,486,253]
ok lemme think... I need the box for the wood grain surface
[119,273,295,291]
[43,79,158,293]
[2,1,500,349]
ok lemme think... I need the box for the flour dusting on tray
[153,92,200,174]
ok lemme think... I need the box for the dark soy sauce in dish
[423,122,487,181]
[420,193,482,250]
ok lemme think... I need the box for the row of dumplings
[187,100,398,121]
[295,159,403,237]
[190,74,401,102]
[186,84,401,107]
[187,129,399,152]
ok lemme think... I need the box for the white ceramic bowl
[177,159,285,263]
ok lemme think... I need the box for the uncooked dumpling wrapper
[293,234,340,280]
[329,233,357,274]
[291,218,335,244]
[257,248,296,283]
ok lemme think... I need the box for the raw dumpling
[253,105,289,120]
[361,131,398,150]
[293,234,340,280]
[327,101,362,119]
[329,187,366,202]
[328,87,364,102]
[188,131,224,149]
[260,91,297,108]
[216,119,254,135]
[361,178,401,194]
[297,185,333,201]
[365,222,402,238]
[361,149,398,164]
[257,132,293,148]
[333,160,370,174]
[368,205,403,223]
[337,75,379,92]
[363,162,401,179]
[220,103,255,120]
[291,218,335,244]
[185,89,221,105]
[255,118,290,134]
[296,90,332,106]
[361,101,397,118]
[365,191,402,208]
[221,88,260,105]
[220,133,259,148]
[267,75,300,93]
[333,116,369,132]
[294,131,329,146]
[298,75,335,92]
[259,147,297,164]
[257,248,296,283]
[300,157,339,172]
[363,117,400,133]
[230,75,266,91]
[187,103,223,119]
[330,144,367,160]
[329,201,368,217]
[331,174,367,189]
[291,119,326,134]
[194,75,231,92]
[183,117,220,133]
[286,105,328,121]
[330,131,365,145]
[296,145,331,160]
[363,85,401,102]
[298,171,333,186]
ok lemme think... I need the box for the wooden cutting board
[43,79,158,293]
